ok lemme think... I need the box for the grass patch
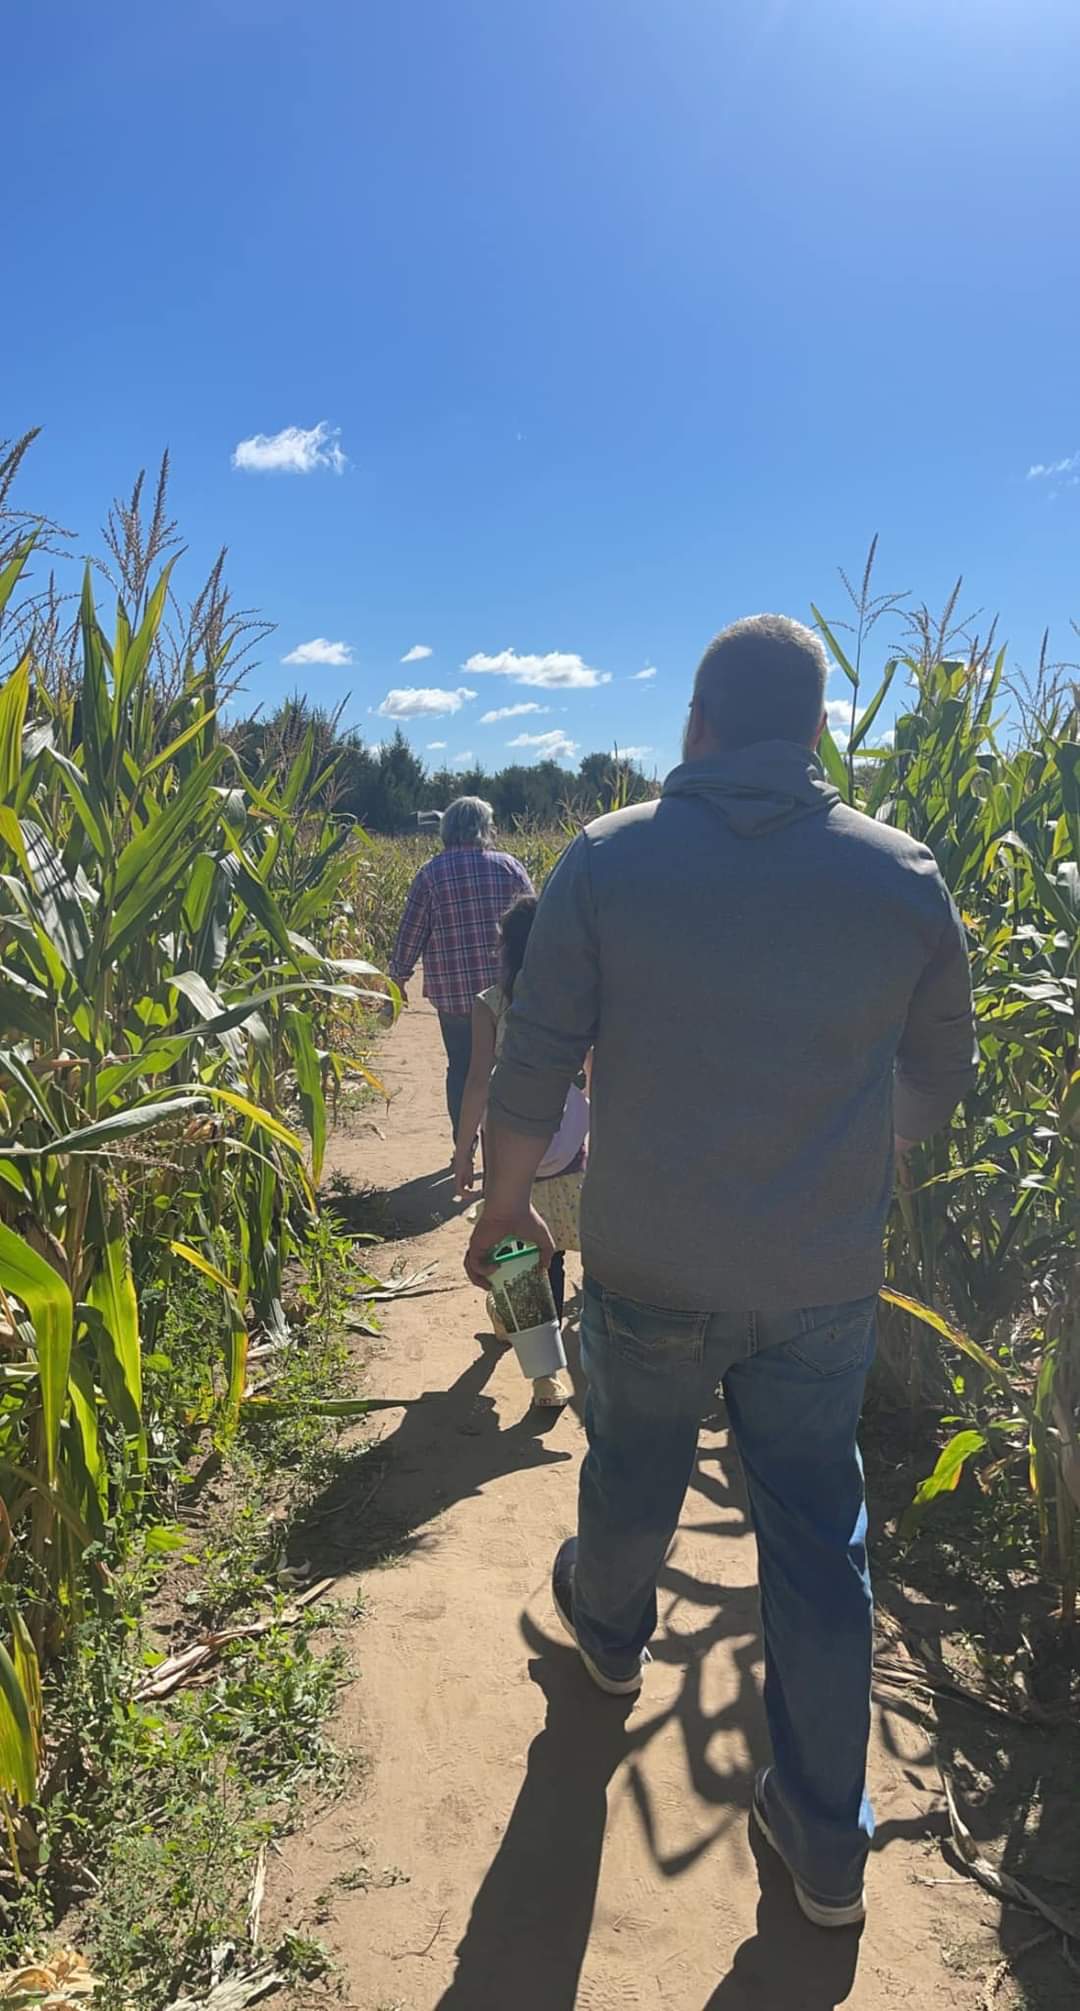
[0,1218,373,2009]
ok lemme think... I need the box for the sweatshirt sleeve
[487,834,599,1139]
[894,884,977,1142]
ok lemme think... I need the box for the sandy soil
[268,1002,997,2010]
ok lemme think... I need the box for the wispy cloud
[376,686,476,719]
[508,729,578,761]
[620,745,654,761]
[480,702,549,725]
[232,421,347,475]
[631,665,657,681]
[281,637,352,668]
[401,644,433,662]
[1027,451,1080,481]
[464,649,611,690]
[448,751,475,769]
[427,740,447,750]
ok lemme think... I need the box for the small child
[453,895,587,1409]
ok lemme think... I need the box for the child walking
[453,895,588,1409]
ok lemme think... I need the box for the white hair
[441,796,495,848]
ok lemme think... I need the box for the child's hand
[453,1142,477,1197]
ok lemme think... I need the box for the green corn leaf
[86,1212,145,1469]
[0,1222,73,1484]
[113,560,176,719]
[810,606,858,687]
[241,1396,372,1419]
[0,655,31,802]
[284,1006,326,1180]
[0,532,37,621]
[202,1086,306,1158]
[901,1429,988,1538]
[68,1351,108,1515]
[817,723,850,799]
[3,1095,208,1156]
[849,659,897,754]
[169,1242,249,1429]
[0,1638,37,1807]
[141,705,220,781]
[1060,1070,1080,1139]
[111,746,226,910]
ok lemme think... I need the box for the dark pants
[549,1250,566,1321]
[438,1012,473,1139]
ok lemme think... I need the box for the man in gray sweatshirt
[466,614,976,1928]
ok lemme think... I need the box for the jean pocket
[785,1296,877,1379]
[598,1289,708,1370]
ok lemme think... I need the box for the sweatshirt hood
[662,739,839,838]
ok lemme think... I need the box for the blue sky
[6,0,1079,776]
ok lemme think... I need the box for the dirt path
[271,1003,993,2010]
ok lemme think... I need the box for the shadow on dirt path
[267,1003,1018,2011]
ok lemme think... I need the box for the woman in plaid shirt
[389,798,534,1140]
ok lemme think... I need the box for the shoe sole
[752,1792,865,1929]
[552,1584,643,1696]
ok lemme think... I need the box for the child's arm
[453,999,497,1196]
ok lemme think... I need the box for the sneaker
[550,1538,646,1697]
[752,1769,866,1929]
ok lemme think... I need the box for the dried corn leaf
[0,1947,103,2004]
[161,1963,284,2011]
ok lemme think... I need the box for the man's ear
[684,693,707,756]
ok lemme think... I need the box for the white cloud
[631,665,657,681]
[232,421,347,475]
[427,740,447,751]
[508,729,579,761]
[281,637,352,668]
[448,751,475,769]
[375,686,476,719]
[1027,451,1080,480]
[401,644,433,662]
[464,648,611,690]
[825,698,867,748]
[619,745,654,761]
[480,702,549,725]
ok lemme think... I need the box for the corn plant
[0,518,388,1826]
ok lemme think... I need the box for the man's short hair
[694,615,828,750]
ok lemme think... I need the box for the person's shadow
[436,1645,635,2009]
[701,1822,862,2007]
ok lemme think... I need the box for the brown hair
[694,614,828,750]
[498,893,537,1002]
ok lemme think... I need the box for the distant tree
[228,701,658,833]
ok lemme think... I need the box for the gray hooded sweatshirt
[488,740,977,1311]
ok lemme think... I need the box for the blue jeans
[439,1012,473,1138]
[575,1277,877,1904]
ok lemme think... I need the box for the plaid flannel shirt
[389,846,534,1018]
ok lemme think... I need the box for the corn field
[0,436,1079,1906]
[0,455,389,1857]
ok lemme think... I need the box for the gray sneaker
[551,1538,646,1697]
[752,1768,866,1929]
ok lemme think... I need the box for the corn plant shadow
[289,1349,573,1576]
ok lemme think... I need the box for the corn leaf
[86,1214,145,1470]
[284,1007,326,1180]
[0,1224,72,1484]
[0,1638,37,1807]
[879,1287,1011,1388]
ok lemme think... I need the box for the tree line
[228,696,657,832]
